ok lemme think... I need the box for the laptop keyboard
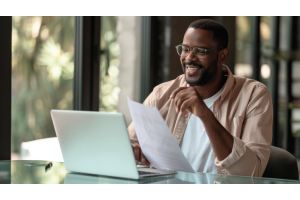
[138,171,158,175]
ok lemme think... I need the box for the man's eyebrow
[182,44,208,49]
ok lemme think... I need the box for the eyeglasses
[175,43,222,59]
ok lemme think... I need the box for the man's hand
[170,87,210,118]
[131,143,150,166]
[170,86,234,162]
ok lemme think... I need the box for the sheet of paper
[127,97,195,173]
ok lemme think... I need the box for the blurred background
[1,16,300,166]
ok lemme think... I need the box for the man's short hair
[188,19,228,49]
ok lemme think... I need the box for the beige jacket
[128,65,273,177]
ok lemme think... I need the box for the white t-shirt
[180,85,225,173]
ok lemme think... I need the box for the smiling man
[128,19,273,177]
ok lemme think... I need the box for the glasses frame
[175,43,223,58]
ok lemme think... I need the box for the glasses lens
[194,47,207,59]
[176,45,182,56]
[176,45,191,57]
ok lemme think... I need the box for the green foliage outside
[11,16,74,154]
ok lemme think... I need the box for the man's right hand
[131,143,150,166]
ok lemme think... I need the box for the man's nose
[185,50,197,62]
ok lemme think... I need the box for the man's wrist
[197,106,214,121]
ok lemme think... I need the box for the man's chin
[185,75,202,86]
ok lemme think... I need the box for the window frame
[0,16,12,160]
[74,16,101,111]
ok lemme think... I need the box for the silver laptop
[51,110,176,179]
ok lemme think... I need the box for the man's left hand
[170,87,210,118]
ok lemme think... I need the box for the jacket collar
[219,64,235,101]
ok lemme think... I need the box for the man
[128,19,273,177]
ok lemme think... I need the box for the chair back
[263,146,299,180]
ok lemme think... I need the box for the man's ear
[218,48,229,64]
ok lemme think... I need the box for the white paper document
[127,97,195,173]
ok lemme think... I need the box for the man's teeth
[187,67,199,71]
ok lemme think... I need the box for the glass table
[1,160,299,184]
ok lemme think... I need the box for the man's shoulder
[234,75,268,89]
[233,75,270,99]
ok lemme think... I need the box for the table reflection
[1,161,299,184]
[0,161,10,184]
[64,173,176,184]
[175,171,216,184]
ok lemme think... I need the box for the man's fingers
[142,158,150,166]
[140,151,150,166]
[132,144,140,164]
[174,90,185,107]
[170,87,187,99]
[132,143,150,166]
[180,98,193,113]
[173,90,190,112]
[171,87,196,113]
[179,99,189,113]
[187,106,193,113]
[176,96,190,113]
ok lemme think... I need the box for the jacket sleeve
[215,86,273,177]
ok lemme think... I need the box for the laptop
[51,110,176,179]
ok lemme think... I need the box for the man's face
[181,28,220,86]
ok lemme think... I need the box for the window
[11,16,74,160]
[260,16,271,86]
[235,16,252,78]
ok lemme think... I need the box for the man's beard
[182,56,219,86]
